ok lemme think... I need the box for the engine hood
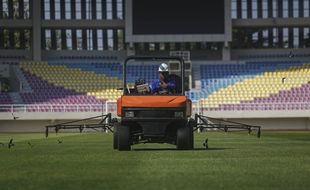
[121,96,187,108]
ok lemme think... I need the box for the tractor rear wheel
[118,125,131,151]
[188,119,195,149]
[113,123,119,149]
[176,126,191,150]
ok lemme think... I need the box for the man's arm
[151,80,160,94]
[161,80,175,89]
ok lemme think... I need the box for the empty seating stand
[0,93,12,104]
[3,59,310,112]
[17,60,158,106]
[190,60,310,111]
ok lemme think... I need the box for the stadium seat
[188,61,310,111]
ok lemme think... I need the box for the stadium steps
[192,62,201,90]
[12,65,32,92]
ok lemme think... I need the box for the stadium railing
[191,101,310,111]
[1,101,310,114]
[0,101,117,113]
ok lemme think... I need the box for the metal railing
[1,101,310,114]
[191,101,310,112]
[0,101,117,113]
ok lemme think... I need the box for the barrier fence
[0,101,117,114]
[1,102,310,114]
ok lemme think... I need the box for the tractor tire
[187,119,195,150]
[118,125,131,151]
[113,123,119,149]
[176,126,191,150]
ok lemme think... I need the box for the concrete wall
[204,110,310,119]
[134,50,223,61]
[42,50,127,61]
[0,119,107,132]
[0,111,309,132]
[0,118,309,132]
[200,110,310,130]
[0,120,57,132]
[0,50,32,60]
[0,64,10,77]
[0,65,20,91]
[0,112,115,132]
[231,48,310,60]
[9,65,20,92]
[230,118,310,130]
[0,112,116,120]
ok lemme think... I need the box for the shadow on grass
[133,147,232,151]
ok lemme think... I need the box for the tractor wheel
[118,125,131,151]
[176,126,191,150]
[187,119,195,150]
[113,123,119,149]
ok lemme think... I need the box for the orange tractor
[113,56,194,151]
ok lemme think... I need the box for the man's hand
[160,81,168,88]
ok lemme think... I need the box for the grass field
[0,131,310,190]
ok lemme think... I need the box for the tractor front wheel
[118,125,131,151]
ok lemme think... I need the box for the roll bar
[123,56,185,95]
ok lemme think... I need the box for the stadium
[0,0,310,189]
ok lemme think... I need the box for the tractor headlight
[174,111,184,118]
[125,111,134,118]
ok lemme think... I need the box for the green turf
[0,131,310,190]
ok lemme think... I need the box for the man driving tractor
[151,63,176,94]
